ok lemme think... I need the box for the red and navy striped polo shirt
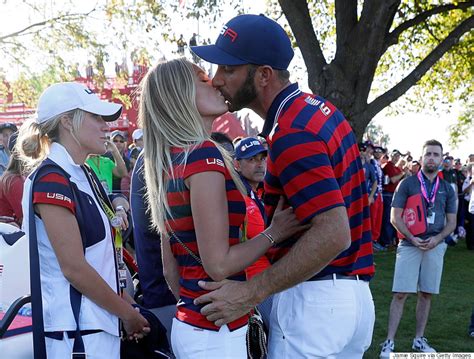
[261,83,374,280]
[165,141,249,330]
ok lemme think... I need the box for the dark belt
[44,329,102,340]
[309,274,360,281]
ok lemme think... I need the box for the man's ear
[234,158,241,172]
[256,65,274,87]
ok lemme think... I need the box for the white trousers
[45,331,120,359]
[268,278,375,359]
[171,318,247,358]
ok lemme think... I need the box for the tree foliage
[0,0,472,142]
[274,0,473,140]
[363,122,391,147]
[0,0,172,104]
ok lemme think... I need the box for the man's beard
[423,164,437,174]
[227,67,258,112]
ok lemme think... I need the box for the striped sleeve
[270,128,345,223]
[32,172,75,214]
[183,141,226,179]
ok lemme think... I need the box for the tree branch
[364,15,474,120]
[335,0,358,51]
[278,0,327,92]
[350,0,400,113]
[385,1,474,49]
[0,10,96,42]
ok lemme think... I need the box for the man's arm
[195,128,351,326]
[106,140,128,178]
[421,185,457,250]
[420,213,456,250]
[195,206,350,326]
[391,207,425,247]
[249,205,350,298]
[369,180,378,204]
[390,171,405,184]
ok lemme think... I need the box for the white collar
[269,88,301,138]
[47,142,86,181]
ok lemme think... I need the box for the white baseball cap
[132,129,143,140]
[36,82,122,124]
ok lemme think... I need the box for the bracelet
[261,231,276,246]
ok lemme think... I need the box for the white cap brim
[80,100,122,122]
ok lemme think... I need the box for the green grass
[364,243,474,358]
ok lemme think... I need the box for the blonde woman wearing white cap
[18,82,150,359]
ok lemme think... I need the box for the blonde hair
[0,148,25,193]
[139,58,245,233]
[17,109,85,171]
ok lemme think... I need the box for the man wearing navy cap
[193,14,375,358]
[234,137,271,278]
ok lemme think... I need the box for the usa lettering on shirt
[46,192,72,204]
[206,158,225,167]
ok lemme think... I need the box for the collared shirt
[382,161,403,193]
[260,83,374,280]
[166,141,248,331]
[22,142,119,335]
[392,171,456,246]
[239,175,271,280]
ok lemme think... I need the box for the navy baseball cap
[235,137,267,160]
[191,14,294,70]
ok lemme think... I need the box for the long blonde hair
[17,109,85,172]
[138,58,245,233]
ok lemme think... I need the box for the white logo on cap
[241,140,261,152]
[220,25,238,42]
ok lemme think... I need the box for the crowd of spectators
[356,141,474,251]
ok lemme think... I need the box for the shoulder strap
[168,229,202,265]
[29,159,88,359]
[29,165,47,359]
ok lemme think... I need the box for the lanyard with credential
[417,171,440,213]
[83,166,127,291]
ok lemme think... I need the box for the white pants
[45,331,120,359]
[171,318,247,358]
[268,278,375,359]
